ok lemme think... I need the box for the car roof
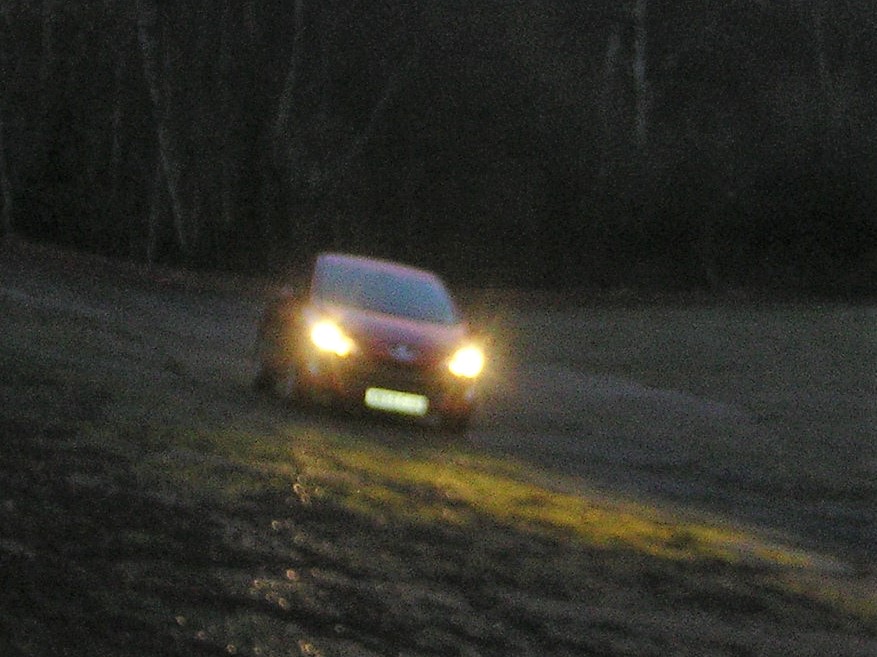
[316,252,442,282]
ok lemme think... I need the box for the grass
[135,421,874,612]
[131,420,771,564]
[8,398,873,657]
[1,241,875,655]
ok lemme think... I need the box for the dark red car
[255,253,485,428]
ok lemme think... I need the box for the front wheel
[274,364,302,402]
[254,331,297,399]
[254,365,278,393]
[254,335,280,392]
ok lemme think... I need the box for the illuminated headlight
[448,345,484,379]
[310,320,355,357]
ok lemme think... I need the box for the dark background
[1,1,875,293]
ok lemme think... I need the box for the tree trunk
[807,2,849,127]
[135,0,188,257]
[699,214,721,291]
[111,51,125,248]
[38,0,56,139]
[219,0,235,233]
[337,58,410,174]
[0,6,13,240]
[273,0,305,147]
[632,0,649,148]
[598,24,622,182]
[146,155,164,265]
[0,113,12,239]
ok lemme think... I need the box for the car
[255,252,485,429]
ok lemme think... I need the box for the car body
[255,253,484,428]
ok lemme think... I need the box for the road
[2,241,874,567]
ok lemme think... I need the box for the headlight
[310,320,355,357]
[448,345,484,378]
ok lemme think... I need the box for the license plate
[364,387,429,416]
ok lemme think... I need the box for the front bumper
[299,350,477,418]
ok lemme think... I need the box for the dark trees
[0,1,873,293]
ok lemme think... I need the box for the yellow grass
[131,423,874,625]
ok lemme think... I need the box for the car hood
[313,302,468,365]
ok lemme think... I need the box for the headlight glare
[310,320,354,357]
[448,345,484,378]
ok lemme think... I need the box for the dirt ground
[1,239,874,656]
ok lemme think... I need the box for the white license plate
[364,387,429,416]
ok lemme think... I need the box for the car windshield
[312,257,459,324]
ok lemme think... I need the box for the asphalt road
[2,242,874,568]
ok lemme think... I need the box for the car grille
[347,354,442,393]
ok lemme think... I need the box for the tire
[253,365,278,393]
[254,333,280,393]
[275,363,301,402]
[254,300,303,402]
